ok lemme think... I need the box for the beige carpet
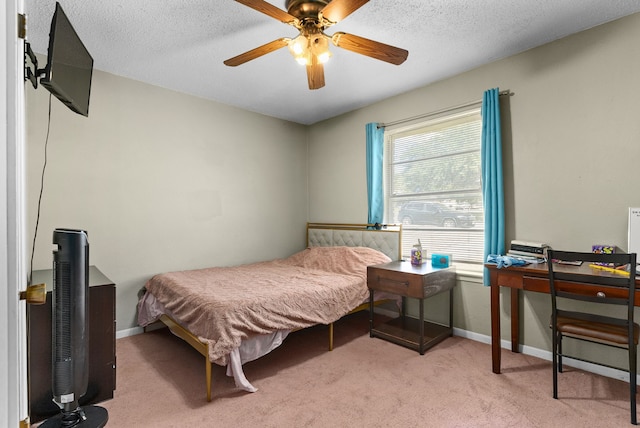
[98,312,634,427]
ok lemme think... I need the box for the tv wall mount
[24,41,44,89]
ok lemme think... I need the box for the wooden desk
[486,262,640,374]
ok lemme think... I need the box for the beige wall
[307,12,640,359]
[26,71,308,331]
[25,12,640,366]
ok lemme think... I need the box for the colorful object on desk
[591,244,621,267]
[592,244,616,254]
[588,263,630,277]
[410,239,423,266]
[431,253,451,268]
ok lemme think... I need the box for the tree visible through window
[385,108,484,264]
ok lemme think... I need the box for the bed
[137,222,402,400]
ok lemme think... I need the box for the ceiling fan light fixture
[289,34,307,56]
[226,0,408,90]
[316,50,331,64]
[288,32,331,66]
[288,33,311,65]
[311,34,332,64]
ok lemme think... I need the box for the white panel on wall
[628,207,640,255]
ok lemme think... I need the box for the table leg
[449,288,454,332]
[511,288,520,353]
[419,298,425,355]
[491,280,501,374]
[369,289,374,337]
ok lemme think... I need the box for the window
[384,108,484,265]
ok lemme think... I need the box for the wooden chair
[547,249,638,425]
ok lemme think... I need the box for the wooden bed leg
[329,322,334,351]
[205,357,212,402]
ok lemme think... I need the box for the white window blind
[384,108,484,264]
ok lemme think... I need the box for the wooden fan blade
[321,0,369,24]
[306,57,325,90]
[224,38,290,66]
[332,32,408,65]
[235,0,298,24]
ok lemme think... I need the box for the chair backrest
[547,249,637,328]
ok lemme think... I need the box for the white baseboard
[115,321,166,339]
[452,327,638,384]
[114,321,637,384]
[116,326,143,339]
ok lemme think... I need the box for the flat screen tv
[40,2,94,117]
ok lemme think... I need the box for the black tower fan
[41,229,108,427]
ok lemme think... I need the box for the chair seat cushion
[554,315,640,346]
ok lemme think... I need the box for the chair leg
[558,333,563,374]
[630,345,637,425]
[552,328,558,399]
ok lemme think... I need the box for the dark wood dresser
[368,261,456,354]
[27,266,116,423]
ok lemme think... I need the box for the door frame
[2,0,28,426]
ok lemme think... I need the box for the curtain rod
[377,89,512,129]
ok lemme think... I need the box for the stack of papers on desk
[506,240,549,263]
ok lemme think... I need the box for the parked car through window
[398,202,475,228]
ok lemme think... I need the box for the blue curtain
[481,88,505,285]
[366,123,384,226]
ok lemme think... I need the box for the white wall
[26,71,309,331]
[307,13,640,356]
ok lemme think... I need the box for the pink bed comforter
[143,246,391,365]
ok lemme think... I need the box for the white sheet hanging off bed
[138,291,289,392]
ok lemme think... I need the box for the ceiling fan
[224,0,409,90]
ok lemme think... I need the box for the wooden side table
[367,261,456,354]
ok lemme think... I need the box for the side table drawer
[368,268,422,297]
[368,266,456,299]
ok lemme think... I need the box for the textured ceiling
[25,0,640,125]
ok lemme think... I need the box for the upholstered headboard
[306,223,402,261]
